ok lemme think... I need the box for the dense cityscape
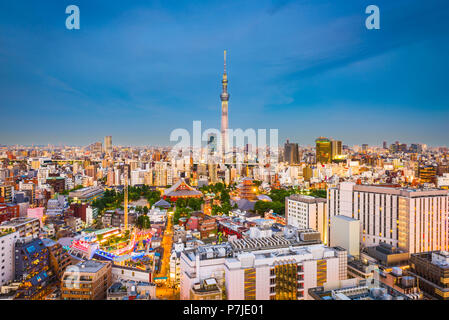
[0,50,449,301]
[1,1,449,309]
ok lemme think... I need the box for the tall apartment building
[285,194,328,244]
[42,238,72,283]
[328,182,449,253]
[180,229,347,300]
[0,230,19,286]
[61,260,112,300]
[14,238,53,300]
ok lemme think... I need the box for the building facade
[285,194,328,244]
[328,182,449,253]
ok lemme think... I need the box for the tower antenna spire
[224,49,227,74]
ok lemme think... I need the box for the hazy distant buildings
[315,137,342,164]
[104,136,112,155]
[284,140,299,164]
[316,137,332,164]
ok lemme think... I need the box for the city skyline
[1,0,449,147]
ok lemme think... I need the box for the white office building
[330,215,360,257]
[180,229,347,300]
[285,194,328,244]
[328,182,449,253]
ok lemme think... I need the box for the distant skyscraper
[220,50,229,160]
[331,140,342,160]
[315,137,332,164]
[284,139,299,164]
[104,136,112,155]
[383,141,388,149]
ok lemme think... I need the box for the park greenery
[136,214,151,229]
[173,197,204,224]
[254,188,327,215]
[92,186,161,213]
[199,182,235,216]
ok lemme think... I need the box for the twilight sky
[0,0,449,147]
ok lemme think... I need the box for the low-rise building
[190,277,222,300]
[0,217,40,239]
[409,251,449,300]
[107,280,155,300]
[308,278,411,300]
[61,260,112,300]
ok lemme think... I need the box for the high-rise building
[220,50,229,159]
[330,215,360,257]
[328,182,449,254]
[331,140,342,160]
[42,238,72,284]
[0,230,19,286]
[284,140,299,164]
[285,194,328,244]
[104,136,112,155]
[315,137,332,164]
[14,238,53,300]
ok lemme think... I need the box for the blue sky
[0,0,448,147]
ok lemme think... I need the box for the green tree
[137,215,151,229]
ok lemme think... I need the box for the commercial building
[284,140,299,164]
[377,267,422,299]
[361,242,410,268]
[408,251,449,299]
[107,280,155,300]
[308,278,411,300]
[190,278,223,300]
[330,215,360,257]
[180,228,347,300]
[328,182,449,253]
[69,186,104,203]
[315,137,332,164]
[285,194,327,244]
[61,260,112,300]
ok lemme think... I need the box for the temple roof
[164,178,202,197]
